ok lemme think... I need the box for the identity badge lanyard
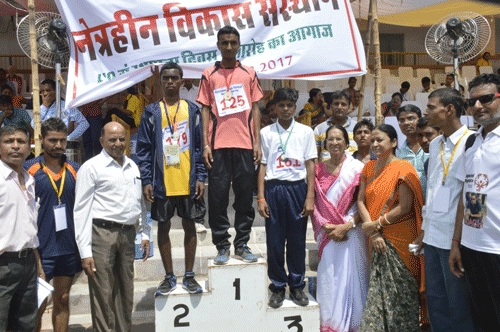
[222,63,236,100]
[276,121,295,162]
[41,162,68,232]
[160,100,181,165]
[440,129,468,185]
[163,99,181,141]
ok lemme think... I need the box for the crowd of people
[1,24,500,332]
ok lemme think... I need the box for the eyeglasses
[465,93,500,108]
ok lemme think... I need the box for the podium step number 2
[155,258,319,331]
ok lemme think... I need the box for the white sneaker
[195,223,207,233]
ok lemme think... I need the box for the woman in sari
[312,124,370,332]
[357,124,424,332]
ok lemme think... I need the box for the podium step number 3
[155,258,319,331]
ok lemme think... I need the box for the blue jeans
[424,243,475,332]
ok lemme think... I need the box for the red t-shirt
[197,61,263,150]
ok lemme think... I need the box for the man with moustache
[412,88,474,332]
[24,118,82,332]
[32,79,89,140]
[74,122,150,332]
[449,74,500,330]
[0,125,44,332]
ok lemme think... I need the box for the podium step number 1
[155,258,319,331]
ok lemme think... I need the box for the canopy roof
[351,0,499,27]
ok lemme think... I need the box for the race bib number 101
[214,83,250,117]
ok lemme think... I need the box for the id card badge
[164,143,180,165]
[53,204,68,232]
[433,187,451,213]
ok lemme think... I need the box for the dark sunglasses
[465,93,500,108]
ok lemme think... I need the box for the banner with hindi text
[55,0,366,109]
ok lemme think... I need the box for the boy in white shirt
[257,88,317,309]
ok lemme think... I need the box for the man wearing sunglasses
[449,73,500,331]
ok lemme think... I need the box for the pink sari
[313,155,370,332]
[313,156,361,260]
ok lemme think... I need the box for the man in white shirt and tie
[74,122,150,332]
[0,125,44,332]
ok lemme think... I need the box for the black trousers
[0,251,37,332]
[208,148,255,250]
[461,245,500,332]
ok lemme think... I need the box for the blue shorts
[41,253,82,282]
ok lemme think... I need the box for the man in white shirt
[315,90,357,161]
[30,79,90,140]
[413,88,474,332]
[74,122,150,332]
[179,78,200,107]
[449,73,500,331]
[0,126,44,332]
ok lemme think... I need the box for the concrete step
[73,225,319,284]
[73,241,319,285]
[43,270,319,331]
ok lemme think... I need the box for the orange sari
[360,159,425,295]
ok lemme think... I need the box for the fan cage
[17,12,71,69]
[425,12,491,65]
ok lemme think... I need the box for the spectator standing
[0,125,44,332]
[33,79,89,140]
[80,99,104,161]
[6,65,23,95]
[299,88,328,127]
[0,95,34,138]
[352,119,376,164]
[179,78,200,107]
[396,105,428,194]
[421,77,433,93]
[412,88,475,332]
[400,81,411,101]
[24,118,82,332]
[0,68,16,93]
[449,74,500,331]
[314,90,357,162]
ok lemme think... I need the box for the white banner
[55,0,366,109]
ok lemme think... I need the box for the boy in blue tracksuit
[136,63,207,295]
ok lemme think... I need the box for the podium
[155,258,320,331]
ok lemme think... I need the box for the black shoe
[157,274,177,295]
[289,288,309,306]
[182,272,203,294]
[268,288,286,308]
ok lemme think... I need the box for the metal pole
[28,0,41,155]
[56,50,61,118]
[453,40,460,90]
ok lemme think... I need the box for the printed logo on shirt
[474,173,489,192]
[464,192,486,229]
